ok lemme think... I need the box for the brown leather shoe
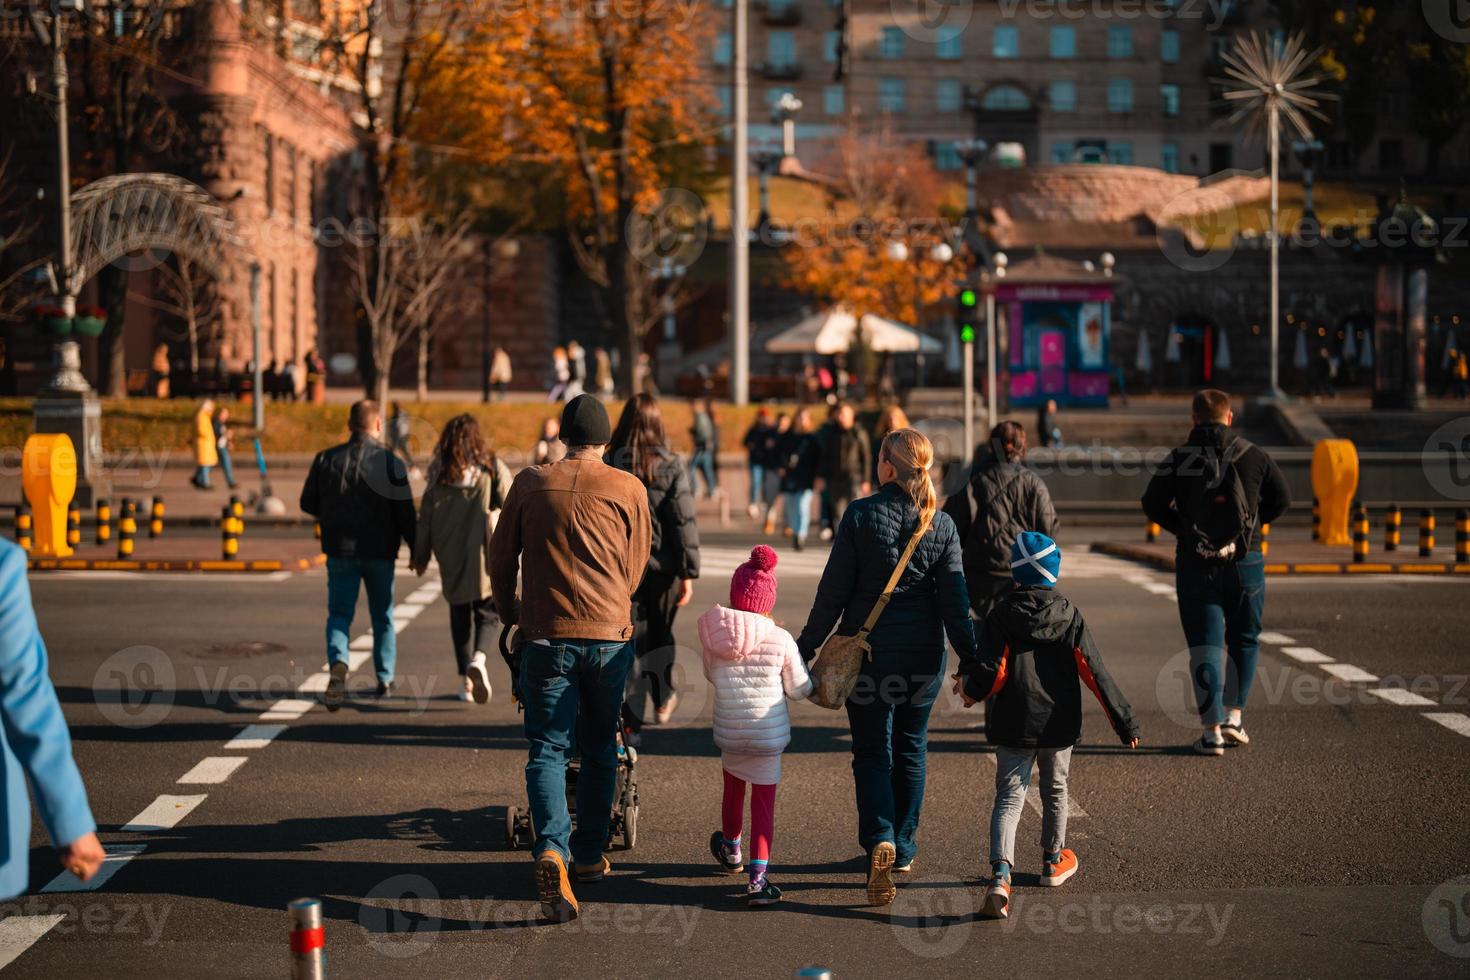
[573,855,611,883]
[867,841,897,906]
[534,851,579,921]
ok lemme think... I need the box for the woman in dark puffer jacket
[797,428,977,907]
[608,394,701,725]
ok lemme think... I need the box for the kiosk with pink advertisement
[996,254,1118,408]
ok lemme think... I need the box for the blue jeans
[1176,552,1266,726]
[748,462,766,508]
[218,448,237,488]
[521,638,634,864]
[845,645,945,867]
[325,556,397,685]
[690,450,717,496]
[784,489,814,541]
[193,465,212,488]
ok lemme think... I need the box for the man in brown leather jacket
[490,394,651,922]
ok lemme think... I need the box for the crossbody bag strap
[858,516,931,636]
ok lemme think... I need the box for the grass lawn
[0,397,792,458]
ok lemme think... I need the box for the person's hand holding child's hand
[950,674,976,708]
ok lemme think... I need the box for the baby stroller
[499,626,641,851]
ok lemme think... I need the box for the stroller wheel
[505,806,520,850]
[623,804,638,851]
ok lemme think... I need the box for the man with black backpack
[1142,390,1291,756]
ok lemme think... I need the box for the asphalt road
[5,522,1470,978]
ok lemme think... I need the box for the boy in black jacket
[954,532,1139,920]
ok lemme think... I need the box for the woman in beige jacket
[411,414,512,703]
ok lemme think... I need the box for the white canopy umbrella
[1359,329,1374,369]
[764,307,943,355]
[1292,329,1309,370]
[1164,328,1181,364]
[1215,327,1232,372]
[1341,326,1358,363]
[1135,328,1153,373]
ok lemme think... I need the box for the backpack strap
[859,516,932,636]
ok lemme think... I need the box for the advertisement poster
[1078,302,1106,368]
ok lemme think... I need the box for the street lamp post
[730,0,750,406]
[986,252,1008,429]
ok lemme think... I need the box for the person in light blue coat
[0,538,103,897]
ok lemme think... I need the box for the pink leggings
[721,769,777,866]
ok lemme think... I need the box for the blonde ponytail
[879,428,937,531]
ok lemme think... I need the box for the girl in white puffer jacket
[697,545,811,907]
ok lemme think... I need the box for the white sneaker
[819,527,834,542]
[467,652,492,704]
[1221,722,1249,746]
[1193,733,1226,756]
[746,503,760,519]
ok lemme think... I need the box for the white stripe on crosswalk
[121,794,208,832]
[1423,712,1470,737]
[259,698,314,721]
[225,724,288,750]
[178,756,248,785]
[1281,647,1333,664]
[1320,663,1379,683]
[1367,688,1438,707]
[41,844,147,894]
[1258,631,1296,645]
[349,634,375,650]
[0,915,65,969]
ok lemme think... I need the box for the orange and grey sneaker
[574,855,611,883]
[534,850,579,921]
[867,841,897,906]
[981,869,1011,919]
[1040,849,1079,887]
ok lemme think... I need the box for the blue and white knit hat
[1010,531,1061,588]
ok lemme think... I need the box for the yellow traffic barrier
[314,521,321,541]
[66,505,80,548]
[1384,504,1401,552]
[21,433,77,559]
[1311,497,1321,543]
[150,496,165,539]
[117,499,136,559]
[1458,509,1469,564]
[96,498,111,544]
[1260,522,1270,558]
[1146,521,1160,543]
[221,506,239,559]
[15,503,32,553]
[1310,440,1358,547]
[1419,509,1435,558]
[1351,504,1369,564]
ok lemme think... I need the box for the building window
[1161,29,1180,64]
[981,85,1030,111]
[715,32,731,66]
[1162,141,1180,173]
[935,78,963,112]
[824,29,840,62]
[767,31,795,69]
[881,26,904,59]
[718,87,732,117]
[261,129,275,215]
[993,25,1019,59]
[1161,84,1181,117]
[934,142,962,171]
[767,0,791,14]
[1049,80,1077,112]
[879,77,905,112]
[285,142,297,220]
[1051,142,1073,164]
[1108,141,1134,165]
[1049,25,1076,58]
[823,84,844,115]
[1107,25,1133,58]
[1107,77,1133,113]
[936,25,962,59]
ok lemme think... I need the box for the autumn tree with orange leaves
[422,0,715,389]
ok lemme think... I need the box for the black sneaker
[1193,733,1226,756]
[747,878,781,907]
[323,662,347,711]
[709,831,744,874]
[375,680,394,699]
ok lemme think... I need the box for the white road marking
[296,672,330,694]
[259,698,315,721]
[1257,631,1296,645]
[1281,646,1333,664]
[41,844,148,893]
[395,602,426,617]
[1142,582,1176,596]
[1026,782,1089,819]
[349,634,375,650]
[122,794,208,832]
[225,724,288,750]
[1320,664,1380,683]
[347,651,372,671]
[1367,688,1438,707]
[0,915,65,969]
[178,756,249,785]
[1423,712,1470,737]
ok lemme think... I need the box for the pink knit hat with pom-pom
[730,545,779,614]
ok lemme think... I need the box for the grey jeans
[989,745,1074,866]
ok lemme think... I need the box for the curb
[26,553,327,574]
[1089,542,1470,577]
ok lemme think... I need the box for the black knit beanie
[559,393,611,447]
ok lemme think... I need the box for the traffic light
[957,288,978,344]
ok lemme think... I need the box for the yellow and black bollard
[149,496,165,539]
[66,505,80,548]
[1260,522,1270,558]
[1457,509,1469,564]
[1352,505,1369,564]
[221,505,239,559]
[15,503,32,553]
[117,499,136,559]
[1384,504,1401,552]
[1146,521,1160,543]
[1419,509,1435,558]
[1311,496,1321,543]
[230,495,244,538]
[96,498,111,544]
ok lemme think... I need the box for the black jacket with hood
[960,586,1138,749]
[942,451,1059,611]
[300,433,417,561]
[612,447,700,584]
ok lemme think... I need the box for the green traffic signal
[960,324,976,344]
[959,288,977,307]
